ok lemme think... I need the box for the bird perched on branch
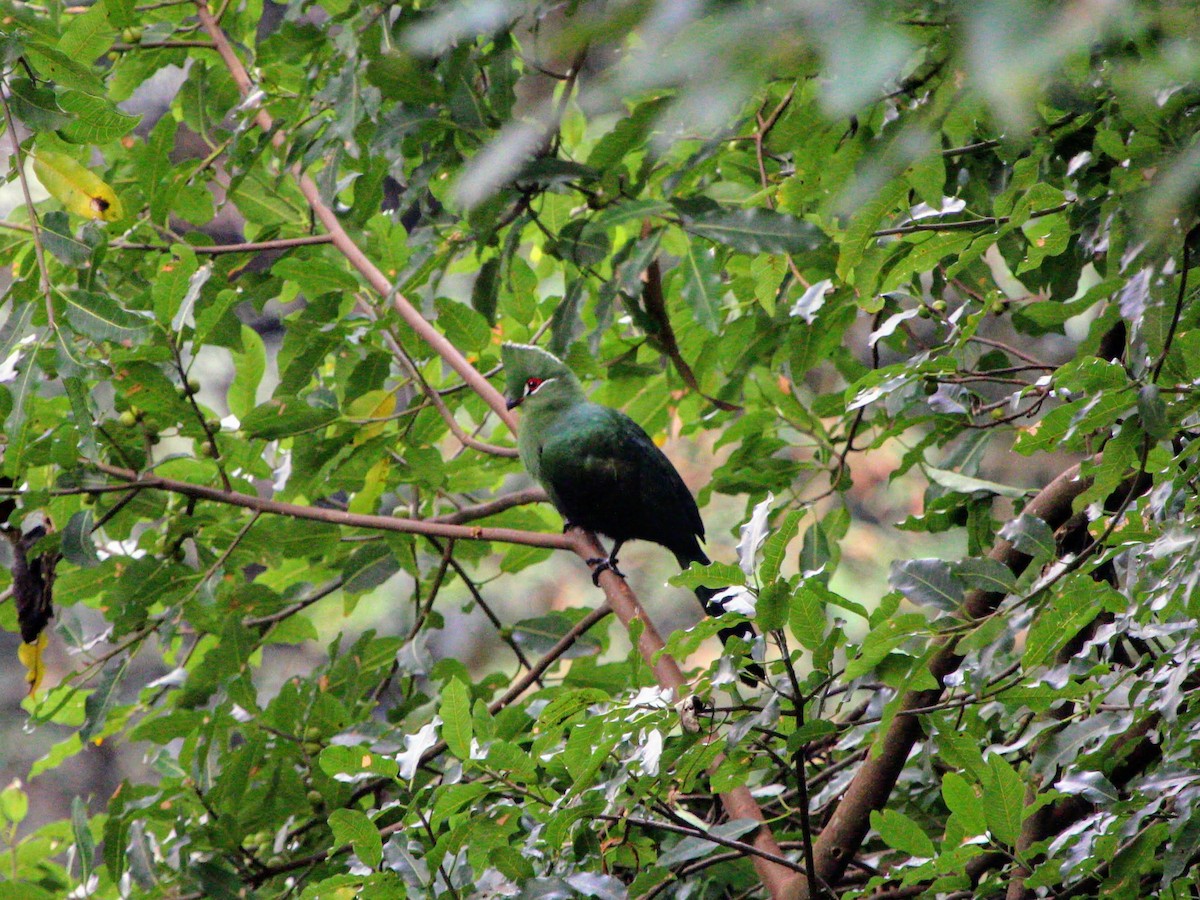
[501,342,762,683]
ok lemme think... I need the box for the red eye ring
[525,377,543,392]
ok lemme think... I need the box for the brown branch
[802,461,1099,896]
[113,234,334,254]
[596,813,806,875]
[192,1,516,433]
[641,250,740,412]
[564,527,802,899]
[93,461,572,550]
[431,486,547,525]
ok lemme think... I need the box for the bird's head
[501,343,583,412]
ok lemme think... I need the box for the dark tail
[678,548,765,686]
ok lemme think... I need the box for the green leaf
[0,781,28,824]
[888,558,964,611]
[25,42,105,94]
[844,613,928,679]
[63,290,149,343]
[789,583,827,650]
[680,242,722,332]
[228,325,266,419]
[669,561,746,590]
[271,256,359,297]
[440,678,473,760]
[317,745,398,780]
[8,77,69,130]
[240,398,337,440]
[328,809,383,870]
[955,557,1017,595]
[151,247,199,325]
[340,543,399,595]
[674,200,829,255]
[40,210,92,267]
[999,513,1056,561]
[61,510,100,568]
[870,808,935,858]
[511,613,603,659]
[755,580,788,632]
[57,90,141,143]
[942,772,987,836]
[80,658,127,741]
[983,754,1026,846]
[760,509,802,584]
[536,688,610,731]
[924,466,1029,499]
[71,796,95,881]
[435,297,490,352]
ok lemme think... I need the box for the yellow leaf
[32,150,124,221]
[18,634,48,696]
[348,457,390,515]
[345,389,397,444]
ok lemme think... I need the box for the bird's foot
[586,555,625,586]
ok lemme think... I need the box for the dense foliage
[2,1,1200,897]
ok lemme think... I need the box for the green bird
[501,342,762,683]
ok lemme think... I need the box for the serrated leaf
[889,558,964,611]
[33,150,123,221]
[61,510,100,568]
[675,200,828,255]
[439,678,473,760]
[328,809,383,870]
[871,808,935,858]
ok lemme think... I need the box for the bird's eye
[524,377,543,395]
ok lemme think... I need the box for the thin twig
[113,234,334,254]
[0,78,55,326]
[93,460,574,550]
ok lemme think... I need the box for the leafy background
[1,0,1200,898]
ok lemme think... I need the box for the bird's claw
[587,556,625,586]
